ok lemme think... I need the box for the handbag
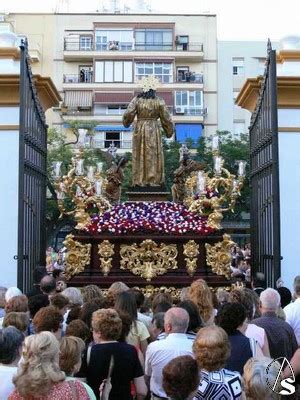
[100,355,114,400]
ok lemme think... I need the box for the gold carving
[120,240,178,281]
[183,240,200,277]
[205,234,234,279]
[98,240,115,276]
[63,234,91,280]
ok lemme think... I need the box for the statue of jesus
[122,76,174,186]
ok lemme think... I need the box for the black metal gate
[18,40,48,292]
[249,40,281,287]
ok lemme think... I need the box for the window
[107,105,127,115]
[79,66,93,83]
[79,36,92,50]
[135,63,173,83]
[105,132,120,148]
[232,58,244,75]
[95,29,134,51]
[135,29,173,51]
[95,61,133,83]
[175,90,203,115]
[176,36,189,51]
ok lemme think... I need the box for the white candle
[78,128,87,146]
[238,161,246,177]
[76,185,83,197]
[214,156,222,174]
[53,161,62,178]
[197,171,206,193]
[75,159,84,176]
[233,179,238,192]
[212,135,219,151]
[97,162,103,173]
[95,180,102,196]
[57,182,65,200]
[87,166,94,181]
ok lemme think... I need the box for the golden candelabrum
[52,148,111,231]
[185,135,246,230]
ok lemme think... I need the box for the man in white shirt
[145,307,193,400]
[284,275,300,345]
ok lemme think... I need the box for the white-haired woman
[8,331,89,399]
[243,357,282,399]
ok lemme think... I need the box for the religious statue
[172,152,204,203]
[107,142,118,160]
[179,143,190,161]
[104,157,128,203]
[123,76,174,186]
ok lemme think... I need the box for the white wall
[0,126,19,288]
[278,130,300,290]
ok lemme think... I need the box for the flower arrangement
[85,202,215,235]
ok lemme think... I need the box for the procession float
[53,77,246,297]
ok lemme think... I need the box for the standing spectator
[284,276,300,345]
[5,295,28,314]
[0,327,24,399]
[0,287,7,318]
[131,289,152,329]
[188,279,215,324]
[162,355,199,400]
[3,312,30,335]
[59,336,96,399]
[86,308,147,400]
[66,319,90,343]
[82,285,103,304]
[115,291,150,356]
[252,288,298,360]
[40,275,57,297]
[216,303,263,375]
[26,266,47,298]
[50,293,69,316]
[243,357,282,399]
[251,272,266,296]
[33,305,63,340]
[5,287,22,303]
[106,281,129,307]
[28,294,50,335]
[277,286,292,308]
[193,326,243,399]
[149,312,166,341]
[145,307,193,399]
[178,300,204,339]
[8,331,90,399]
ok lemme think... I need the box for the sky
[2,0,300,41]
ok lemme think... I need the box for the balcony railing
[176,73,203,83]
[63,73,93,83]
[62,106,207,117]
[64,38,203,52]
[92,139,132,149]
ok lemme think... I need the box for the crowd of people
[0,268,300,399]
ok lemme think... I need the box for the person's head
[59,336,85,376]
[92,308,122,343]
[243,357,282,399]
[164,307,189,334]
[188,279,213,323]
[215,303,246,335]
[252,272,266,289]
[13,331,65,398]
[5,287,22,302]
[0,326,24,365]
[62,287,83,307]
[56,279,67,293]
[81,285,103,304]
[150,312,165,340]
[32,266,47,284]
[193,326,230,371]
[130,288,145,310]
[40,275,57,295]
[117,310,133,342]
[153,301,172,314]
[230,288,255,321]
[50,293,69,315]
[0,287,7,308]
[3,312,30,333]
[259,288,281,314]
[5,295,28,314]
[152,292,173,314]
[52,269,64,280]
[114,290,138,321]
[28,294,50,318]
[106,281,129,306]
[179,287,189,302]
[277,287,292,308]
[162,355,200,400]
[178,300,204,333]
[216,288,230,306]
[33,306,63,339]
[293,275,300,298]
[65,319,90,343]
[78,301,102,329]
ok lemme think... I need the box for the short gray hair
[5,287,22,302]
[0,326,24,364]
[62,287,83,306]
[293,276,300,295]
[260,288,280,311]
[164,307,189,333]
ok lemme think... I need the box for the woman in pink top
[9,331,89,400]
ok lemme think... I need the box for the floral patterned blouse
[8,379,90,400]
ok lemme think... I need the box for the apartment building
[218,41,278,135]
[5,12,218,151]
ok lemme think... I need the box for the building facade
[5,12,218,151]
[218,41,278,135]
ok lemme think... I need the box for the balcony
[63,38,204,61]
[176,73,203,84]
[92,139,132,150]
[63,73,93,83]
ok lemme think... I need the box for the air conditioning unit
[175,107,185,115]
